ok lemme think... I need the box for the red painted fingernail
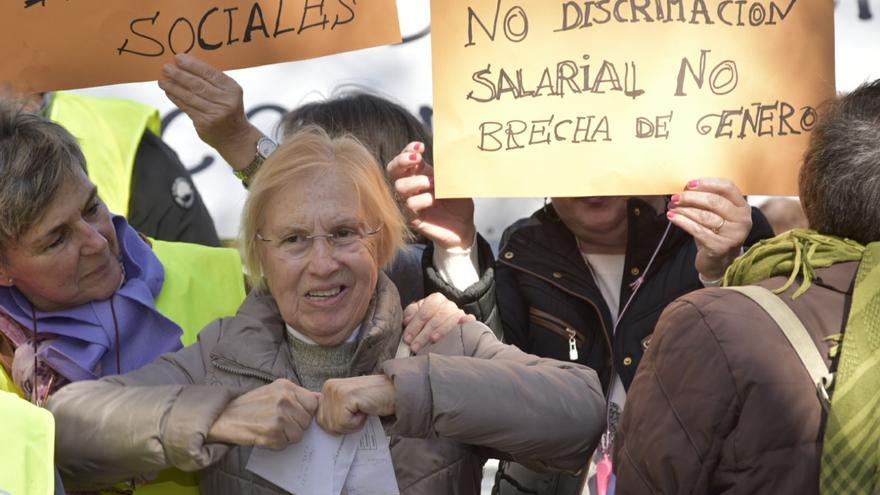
[409,153,418,161]
[687,180,700,189]
[414,143,422,152]
[671,194,681,203]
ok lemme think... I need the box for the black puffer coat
[427,198,773,390]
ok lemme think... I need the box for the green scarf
[723,229,880,493]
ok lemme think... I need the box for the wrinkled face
[259,169,379,346]
[551,196,629,246]
[0,168,122,312]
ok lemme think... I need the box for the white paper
[246,419,362,495]
[333,427,366,495]
[344,416,400,495]
[245,417,398,495]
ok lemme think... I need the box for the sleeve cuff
[381,356,434,439]
[163,386,241,472]
[699,273,724,287]
[431,233,480,291]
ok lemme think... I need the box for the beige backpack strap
[725,286,834,410]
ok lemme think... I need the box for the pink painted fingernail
[687,180,700,189]
[409,153,418,161]
[667,211,676,219]
[671,194,681,203]
[414,143,422,152]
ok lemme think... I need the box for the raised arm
[159,54,264,171]
[388,144,502,333]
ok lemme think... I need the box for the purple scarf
[0,216,183,382]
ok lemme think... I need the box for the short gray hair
[0,100,86,252]
[800,80,880,244]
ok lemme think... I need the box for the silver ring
[712,218,726,235]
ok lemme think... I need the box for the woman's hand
[207,379,320,451]
[667,178,752,281]
[387,142,476,250]
[402,292,475,353]
[158,53,264,170]
[317,375,396,434]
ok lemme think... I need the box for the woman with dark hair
[280,88,434,169]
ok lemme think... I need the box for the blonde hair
[241,126,408,288]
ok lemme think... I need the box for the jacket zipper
[211,356,276,384]
[500,259,615,395]
[529,307,585,361]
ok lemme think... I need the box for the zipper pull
[567,329,579,361]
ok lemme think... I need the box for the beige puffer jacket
[49,274,605,494]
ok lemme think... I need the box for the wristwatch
[235,136,277,186]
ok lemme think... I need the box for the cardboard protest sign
[1,0,401,93]
[431,0,836,198]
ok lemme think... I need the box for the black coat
[128,131,221,247]
[425,198,774,391]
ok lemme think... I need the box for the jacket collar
[499,199,687,298]
[210,272,404,382]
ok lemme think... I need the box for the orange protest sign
[431,0,836,198]
[1,0,401,93]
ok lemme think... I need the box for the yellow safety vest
[47,92,161,218]
[0,364,20,397]
[132,240,246,495]
[152,239,246,346]
[0,391,55,495]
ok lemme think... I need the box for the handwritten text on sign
[1,0,401,93]
[431,0,836,198]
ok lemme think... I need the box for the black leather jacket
[424,198,774,391]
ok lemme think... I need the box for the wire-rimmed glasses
[256,225,382,260]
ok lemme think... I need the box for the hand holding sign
[667,178,753,281]
[160,54,263,170]
[388,142,476,250]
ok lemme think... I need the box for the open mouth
[305,286,346,301]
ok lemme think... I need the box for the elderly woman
[0,102,246,401]
[160,54,470,352]
[0,101,248,494]
[48,127,606,494]
[0,104,470,494]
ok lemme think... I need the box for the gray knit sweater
[286,328,359,392]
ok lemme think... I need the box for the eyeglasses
[256,225,382,260]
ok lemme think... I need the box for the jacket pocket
[529,308,586,361]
